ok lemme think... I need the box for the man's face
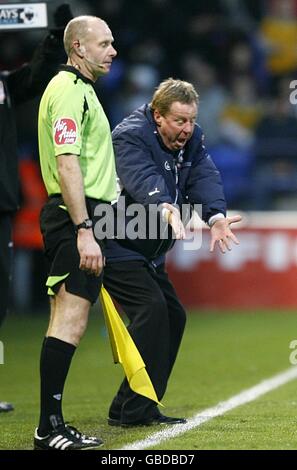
[83,19,117,76]
[154,101,197,151]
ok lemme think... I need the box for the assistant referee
[34,16,117,450]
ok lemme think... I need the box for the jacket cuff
[208,213,225,227]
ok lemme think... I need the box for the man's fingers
[162,203,185,240]
[211,239,227,253]
[83,256,93,273]
[98,256,104,276]
[209,214,241,252]
[162,202,180,219]
[228,214,242,225]
[79,255,87,270]
[80,254,102,276]
[218,239,226,253]
[223,237,231,251]
[172,217,186,240]
[78,235,103,275]
[210,238,216,253]
[92,255,104,276]
[229,232,240,245]
[176,231,182,240]
[162,202,176,213]
[181,226,186,240]
[174,222,183,239]
[90,257,99,276]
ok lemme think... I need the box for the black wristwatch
[75,218,93,231]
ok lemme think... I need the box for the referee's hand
[77,229,104,277]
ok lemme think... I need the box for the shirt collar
[58,64,94,86]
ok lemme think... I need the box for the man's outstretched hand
[210,215,242,254]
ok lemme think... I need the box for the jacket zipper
[152,149,184,259]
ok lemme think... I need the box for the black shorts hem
[49,275,102,305]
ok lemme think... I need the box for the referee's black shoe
[0,402,14,412]
[108,413,187,428]
[34,416,103,450]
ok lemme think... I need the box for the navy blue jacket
[104,104,226,264]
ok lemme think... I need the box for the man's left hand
[209,215,242,253]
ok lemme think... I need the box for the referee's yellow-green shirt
[38,66,117,202]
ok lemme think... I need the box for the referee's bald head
[63,16,107,56]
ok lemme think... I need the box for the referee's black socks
[38,336,76,437]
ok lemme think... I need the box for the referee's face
[83,19,117,77]
[154,101,197,151]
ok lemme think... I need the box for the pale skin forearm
[57,153,88,225]
[57,153,103,276]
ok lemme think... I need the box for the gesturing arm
[186,127,241,252]
[57,154,103,277]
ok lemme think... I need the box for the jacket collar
[144,103,155,123]
[143,104,169,152]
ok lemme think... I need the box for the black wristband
[75,218,93,231]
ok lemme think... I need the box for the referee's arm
[57,153,103,277]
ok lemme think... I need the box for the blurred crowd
[2,0,297,310]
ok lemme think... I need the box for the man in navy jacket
[103,78,241,427]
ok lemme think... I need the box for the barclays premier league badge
[0,3,47,30]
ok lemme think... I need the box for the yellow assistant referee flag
[99,286,162,406]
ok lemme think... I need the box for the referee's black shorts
[40,195,105,304]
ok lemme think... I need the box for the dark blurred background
[2,0,297,311]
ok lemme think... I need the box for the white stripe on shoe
[49,434,64,447]
[54,437,70,449]
[61,440,74,450]
[49,434,74,449]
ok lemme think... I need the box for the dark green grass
[1,308,297,449]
